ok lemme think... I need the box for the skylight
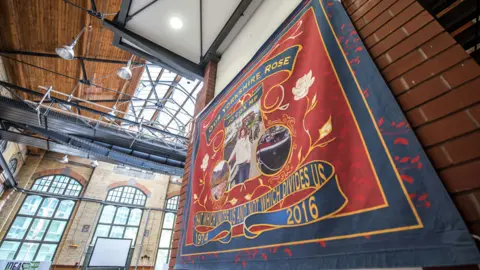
[125,64,202,137]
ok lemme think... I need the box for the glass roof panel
[183,100,195,114]
[122,63,203,137]
[154,85,169,99]
[174,111,191,125]
[172,88,188,104]
[158,115,170,126]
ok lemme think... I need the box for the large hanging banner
[177,0,480,269]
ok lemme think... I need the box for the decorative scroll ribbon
[224,86,263,127]
[205,45,301,142]
[192,161,347,246]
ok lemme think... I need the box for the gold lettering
[303,166,311,187]
[264,64,272,74]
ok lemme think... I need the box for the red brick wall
[107,180,152,196]
[169,61,217,269]
[32,168,88,186]
[343,0,480,268]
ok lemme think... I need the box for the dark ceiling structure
[0,0,207,178]
[417,0,480,64]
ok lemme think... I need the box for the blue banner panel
[176,0,480,269]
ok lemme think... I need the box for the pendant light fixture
[55,25,90,60]
[117,55,134,80]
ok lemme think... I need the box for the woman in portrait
[228,126,251,185]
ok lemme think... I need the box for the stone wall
[0,150,180,269]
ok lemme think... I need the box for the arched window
[7,158,17,176]
[155,196,179,269]
[166,196,179,210]
[92,186,146,246]
[0,175,82,261]
[0,140,7,153]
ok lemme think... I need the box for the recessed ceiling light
[170,16,183,30]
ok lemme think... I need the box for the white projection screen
[89,238,131,267]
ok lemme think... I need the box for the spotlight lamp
[55,25,91,60]
[117,55,134,80]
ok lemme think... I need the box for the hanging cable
[0,53,158,108]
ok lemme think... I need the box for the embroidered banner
[178,0,480,269]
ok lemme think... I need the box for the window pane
[99,205,116,224]
[166,196,179,210]
[0,241,20,260]
[162,213,175,229]
[38,198,59,217]
[19,195,42,215]
[133,190,146,205]
[26,219,50,241]
[48,176,69,195]
[121,187,134,204]
[44,220,67,242]
[124,227,138,245]
[6,217,32,239]
[128,209,142,226]
[109,226,125,238]
[92,224,110,244]
[8,158,17,175]
[114,207,130,225]
[16,242,39,261]
[32,177,52,192]
[65,180,82,196]
[107,187,123,202]
[158,230,172,248]
[55,200,75,219]
[0,140,7,153]
[35,244,57,261]
[155,249,169,267]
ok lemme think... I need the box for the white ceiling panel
[202,0,241,55]
[127,0,201,63]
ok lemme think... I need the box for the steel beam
[126,0,159,22]
[31,98,133,103]
[0,129,87,158]
[200,0,253,65]
[0,128,183,176]
[0,93,187,161]
[0,81,188,141]
[0,50,142,65]
[26,124,184,175]
[103,19,204,80]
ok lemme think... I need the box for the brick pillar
[169,61,217,269]
[342,0,480,268]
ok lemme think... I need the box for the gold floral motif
[297,94,336,168]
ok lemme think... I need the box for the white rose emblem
[292,70,315,100]
[200,153,209,171]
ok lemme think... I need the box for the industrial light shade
[117,55,134,80]
[55,45,75,60]
[116,66,133,80]
[56,25,90,60]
